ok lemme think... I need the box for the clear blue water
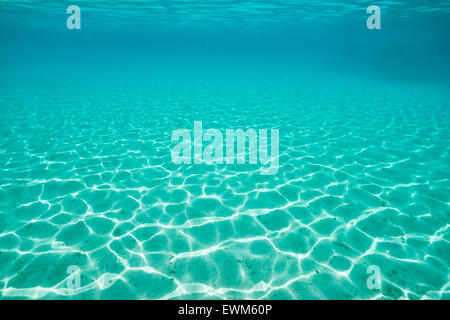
[0,1,449,299]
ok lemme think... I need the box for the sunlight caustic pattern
[0,77,449,299]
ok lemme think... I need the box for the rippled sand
[0,76,449,299]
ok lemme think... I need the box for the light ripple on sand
[0,77,449,300]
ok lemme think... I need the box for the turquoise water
[0,1,449,300]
